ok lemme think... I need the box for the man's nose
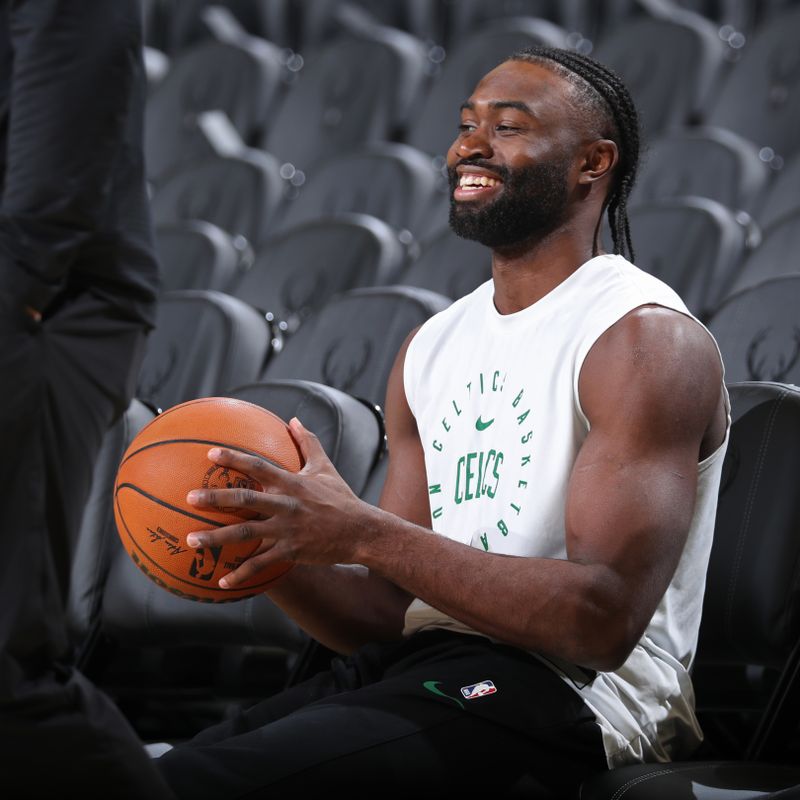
[450,127,493,162]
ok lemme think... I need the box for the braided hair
[510,46,641,262]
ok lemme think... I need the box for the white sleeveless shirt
[402,254,730,767]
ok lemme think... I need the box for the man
[156,46,729,798]
[0,1,173,795]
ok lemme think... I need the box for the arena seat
[622,196,751,320]
[707,276,800,384]
[154,220,243,293]
[226,213,407,336]
[136,289,272,413]
[705,4,800,163]
[66,398,156,669]
[95,379,384,736]
[592,11,727,136]
[400,223,492,300]
[149,148,286,252]
[579,380,800,799]
[143,33,287,180]
[629,126,771,215]
[753,151,800,231]
[274,141,447,247]
[258,23,430,176]
[724,209,800,297]
[260,285,452,409]
[405,15,568,164]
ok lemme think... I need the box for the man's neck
[490,229,601,315]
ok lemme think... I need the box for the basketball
[113,396,304,602]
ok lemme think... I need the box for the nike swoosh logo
[475,416,495,431]
[422,680,465,709]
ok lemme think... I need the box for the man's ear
[578,139,618,185]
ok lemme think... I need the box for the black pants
[0,290,174,799]
[157,630,608,799]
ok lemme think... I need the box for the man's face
[446,60,580,249]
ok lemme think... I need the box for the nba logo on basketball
[460,680,497,699]
[189,546,222,581]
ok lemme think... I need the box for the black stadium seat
[261,285,452,409]
[149,149,286,252]
[154,221,243,293]
[629,126,771,215]
[143,34,287,180]
[707,276,800,385]
[227,213,407,335]
[580,381,800,799]
[754,151,800,231]
[136,289,272,413]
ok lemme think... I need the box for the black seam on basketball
[120,439,285,469]
[116,482,226,527]
[114,488,287,596]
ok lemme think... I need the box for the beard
[448,157,572,249]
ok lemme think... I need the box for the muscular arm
[189,307,725,669]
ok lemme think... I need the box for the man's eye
[458,123,476,133]
[496,125,520,132]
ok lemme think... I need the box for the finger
[218,542,294,589]
[186,517,277,550]
[289,417,329,466]
[186,486,287,515]
[207,447,289,486]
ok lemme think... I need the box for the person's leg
[0,292,173,797]
[157,631,607,799]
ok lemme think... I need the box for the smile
[454,173,503,201]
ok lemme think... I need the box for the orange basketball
[113,396,303,602]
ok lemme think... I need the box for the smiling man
[156,47,730,799]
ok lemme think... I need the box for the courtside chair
[154,221,243,293]
[226,213,407,340]
[753,151,800,232]
[149,148,286,253]
[707,276,800,385]
[135,289,272,414]
[704,4,800,165]
[143,32,287,181]
[623,196,751,321]
[579,380,800,799]
[95,379,384,737]
[592,10,727,137]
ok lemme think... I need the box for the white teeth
[459,175,499,188]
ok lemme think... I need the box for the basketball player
[0,1,173,795]
[157,47,730,798]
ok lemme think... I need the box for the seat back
[406,16,568,161]
[706,5,800,161]
[725,209,800,296]
[262,285,452,408]
[137,289,271,412]
[66,399,156,666]
[629,126,771,214]
[755,151,800,231]
[154,220,243,293]
[401,225,492,301]
[144,35,287,180]
[150,149,286,251]
[227,213,406,332]
[275,142,445,245]
[593,12,727,137]
[707,276,800,384]
[624,196,750,320]
[260,26,429,173]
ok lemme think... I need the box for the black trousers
[0,290,174,798]
[157,629,608,799]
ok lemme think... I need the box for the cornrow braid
[510,46,641,262]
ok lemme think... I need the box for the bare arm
[188,307,725,670]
